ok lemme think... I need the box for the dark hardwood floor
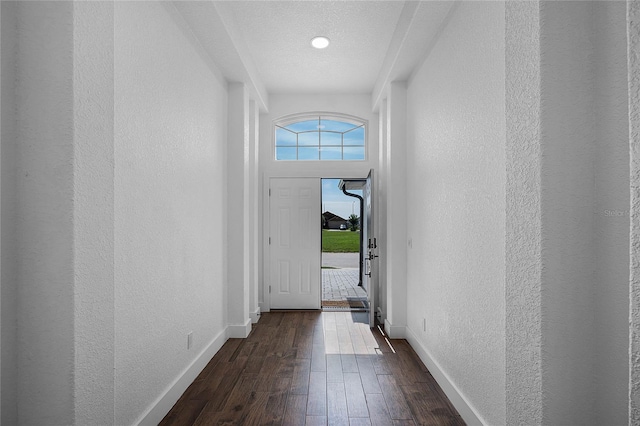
[160,311,465,426]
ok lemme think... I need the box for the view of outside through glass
[275,117,365,160]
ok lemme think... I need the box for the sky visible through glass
[276,118,365,161]
[322,179,363,220]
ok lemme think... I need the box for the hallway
[2,1,639,424]
[160,311,464,425]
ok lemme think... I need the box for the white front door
[269,178,321,309]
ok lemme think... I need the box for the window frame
[273,113,367,162]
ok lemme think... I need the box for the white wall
[0,2,230,423]
[376,99,388,325]
[113,3,228,424]
[504,1,543,423]
[14,3,76,424]
[539,4,596,423]
[73,2,115,423]
[630,0,640,422]
[259,93,378,311]
[383,82,407,338]
[0,2,17,424]
[249,100,261,322]
[226,83,250,337]
[590,2,629,423]
[404,2,506,424]
[539,2,629,424]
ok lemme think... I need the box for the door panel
[269,178,321,309]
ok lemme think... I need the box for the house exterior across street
[322,211,348,230]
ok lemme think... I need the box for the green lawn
[322,230,360,253]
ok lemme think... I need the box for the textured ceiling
[222,1,406,94]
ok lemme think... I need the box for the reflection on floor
[322,268,368,311]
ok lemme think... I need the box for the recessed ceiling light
[311,36,330,49]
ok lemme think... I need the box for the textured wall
[72,2,116,424]
[539,2,629,424]
[114,3,228,424]
[629,0,640,422]
[505,2,543,424]
[14,3,75,424]
[539,3,597,424]
[0,2,17,424]
[591,2,629,423]
[405,2,506,424]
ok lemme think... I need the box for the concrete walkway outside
[321,268,366,301]
[321,252,366,305]
[322,252,359,268]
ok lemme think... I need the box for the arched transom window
[275,115,366,161]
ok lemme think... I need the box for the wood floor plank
[344,372,369,418]
[401,382,463,422]
[276,350,298,378]
[307,370,327,417]
[196,363,244,412]
[327,354,344,383]
[401,384,465,426]
[396,349,431,383]
[360,324,383,355]
[349,326,369,355]
[254,353,282,392]
[350,418,373,426]
[356,356,382,394]
[291,358,312,395]
[383,354,414,387]
[327,382,349,426]
[307,415,329,425]
[325,328,341,354]
[283,394,308,426]
[198,375,257,425]
[392,420,417,426]
[220,374,258,411]
[243,355,265,377]
[311,343,327,372]
[341,354,359,373]
[365,393,393,426]
[231,391,270,425]
[159,399,208,426]
[161,312,465,426]
[377,375,413,420]
[295,324,314,359]
[337,333,354,355]
[262,377,292,424]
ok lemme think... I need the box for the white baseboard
[384,318,406,338]
[259,302,269,313]
[227,318,252,338]
[405,326,485,426]
[137,327,228,426]
[250,307,261,323]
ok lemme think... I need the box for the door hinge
[269,237,271,244]
[269,285,271,294]
[269,189,271,196]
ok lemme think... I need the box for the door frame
[262,172,376,315]
[257,170,376,312]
